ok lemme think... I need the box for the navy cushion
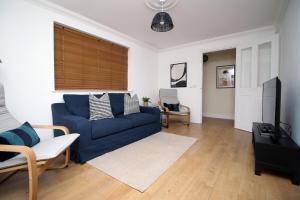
[63,94,102,118]
[0,122,40,161]
[164,103,180,112]
[108,93,126,116]
[91,118,132,139]
[121,113,158,127]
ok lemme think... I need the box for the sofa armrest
[140,106,161,116]
[51,103,92,146]
[57,115,90,135]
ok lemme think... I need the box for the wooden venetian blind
[54,24,128,90]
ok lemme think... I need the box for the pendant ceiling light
[151,11,173,32]
[146,0,178,32]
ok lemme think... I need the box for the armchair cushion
[169,111,189,115]
[0,122,40,161]
[0,133,79,169]
[179,105,189,113]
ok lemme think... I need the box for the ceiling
[47,0,284,49]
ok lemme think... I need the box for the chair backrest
[159,89,179,104]
[0,83,20,132]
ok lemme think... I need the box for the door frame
[201,46,237,123]
[200,34,279,131]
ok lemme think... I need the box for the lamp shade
[151,12,174,32]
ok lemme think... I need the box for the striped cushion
[0,122,40,161]
[89,94,114,120]
[124,94,140,115]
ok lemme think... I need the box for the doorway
[202,49,236,124]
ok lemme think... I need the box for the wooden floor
[1,117,300,200]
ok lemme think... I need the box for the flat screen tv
[262,77,281,140]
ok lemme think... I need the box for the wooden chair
[158,89,190,127]
[0,83,79,200]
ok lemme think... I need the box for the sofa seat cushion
[91,118,132,139]
[121,113,157,128]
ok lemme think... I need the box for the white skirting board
[202,113,234,120]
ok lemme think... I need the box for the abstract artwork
[216,65,235,88]
[170,62,187,88]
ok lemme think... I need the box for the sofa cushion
[91,118,132,139]
[63,94,102,118]
[89,94,114,120]
[121,113,157,128]
[124,94,140,115]
[108,93,126,116]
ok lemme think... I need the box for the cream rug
[88,132,197,192]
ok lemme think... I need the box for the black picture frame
[216,65,235,89]
[170,62,187,88]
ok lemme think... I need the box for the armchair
[158,89,190,127]
[0,83,79,200]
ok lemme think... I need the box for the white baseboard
[202,113,234,120]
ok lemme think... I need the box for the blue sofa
[51,93,161,163]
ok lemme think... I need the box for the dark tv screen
[262,77,281,134]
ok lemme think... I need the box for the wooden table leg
[161,112,169,128]
[166,113,169,128]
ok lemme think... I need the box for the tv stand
[252,122,300,185]
[257,123,275,135]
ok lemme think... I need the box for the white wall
[0,0,158,137]
[158,27,277,123]
[0,0,281,129]
[279,0,300,145]
[203,49,236,120]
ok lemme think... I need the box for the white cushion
[169,111,189,115]
[0,133,79,169]
[179,106,189,113]
[124,94,140,115]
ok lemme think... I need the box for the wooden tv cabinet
[252,122,300,185]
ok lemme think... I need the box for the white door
[235,34,279,132]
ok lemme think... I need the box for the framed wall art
[216,65,235,88]
[170,62,187,88]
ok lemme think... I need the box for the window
[54,24,128,90]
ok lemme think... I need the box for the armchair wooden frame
[0,125,70,200]
[158,101,190,127]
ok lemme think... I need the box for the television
[262,77,281,140]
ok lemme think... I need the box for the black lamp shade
[151,12,174,32]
